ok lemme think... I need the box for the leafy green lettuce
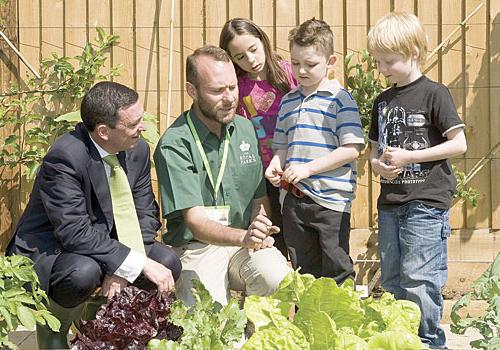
[243,271,424,350]
[148,279,246,350]
[367,331,422,349]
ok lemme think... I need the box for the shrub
[0,255,60,349]
[451,253,500,349]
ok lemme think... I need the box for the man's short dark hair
[81,81,139,131]
[186,45,232,87]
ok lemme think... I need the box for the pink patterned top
[236,61,297,168]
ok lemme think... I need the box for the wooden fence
[1,0,499,287]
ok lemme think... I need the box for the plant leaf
[55,110,81,122]
[16,305,37,330]
[0,306,14,330]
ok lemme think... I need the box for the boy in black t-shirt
[367,12,467,349]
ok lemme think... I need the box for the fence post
[0,0,21,252]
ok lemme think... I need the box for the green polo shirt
[154,109,266,247]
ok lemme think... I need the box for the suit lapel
[88,155,114,229]
[79,125,114,230]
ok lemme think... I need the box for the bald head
[186,45,233,87]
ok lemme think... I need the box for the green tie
[103,155,145,254]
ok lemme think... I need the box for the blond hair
[367,12,428,66]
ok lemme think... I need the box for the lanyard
[186,111,230,203]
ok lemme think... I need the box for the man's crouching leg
[230,247,292,297]
[38,253,102,349]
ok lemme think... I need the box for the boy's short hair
[288,18,334,57]
[367,12,428,65]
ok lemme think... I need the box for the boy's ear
[411,47,420,60]
[327,55,337,67]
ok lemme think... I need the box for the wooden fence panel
[40,0,64,58]
[297,0,321,23]
[136,0,160,118]
[442,0,467,229]
[158,0,183,131]
[419,0,440,82]
[346,1,369,229]
[252,0,275,52]
[492,1,500,229]
[206,0,228,45]
[88,0,111,77]
[323,0,345,82]
[65,0,87,58]
[228,0,250,20]
[182,0,204,111]
[367,1,391,229]
[275,0,297,58]
[17,0,40,83]
[393,0,415,13]
[465,0,491,229]
[0,0,20,251]
[112,0,135,88]
[2,0,500,250]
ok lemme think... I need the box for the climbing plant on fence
[0,28,121,181]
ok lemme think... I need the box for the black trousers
[266,180,288,258]
[282,193,354,284]
[49,242,181,307]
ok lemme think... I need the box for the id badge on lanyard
[204,205,230,226]
[186,112,231,225]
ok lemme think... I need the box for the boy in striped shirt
[265,18,365,284]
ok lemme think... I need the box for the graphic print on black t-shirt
[368,75,464,209]
[377,101,430,185]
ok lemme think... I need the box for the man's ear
[327,54,337,67]
[186,82,197,100]
[95,123,110,141]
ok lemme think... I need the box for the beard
[197,93,236,125]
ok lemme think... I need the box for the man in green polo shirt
[154,45,291,306]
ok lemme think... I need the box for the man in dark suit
[7,81,181,349]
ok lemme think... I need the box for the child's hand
[371,154,401,180]
[265,164,283,187]
[283,164,311,184]
[384,146,413,168]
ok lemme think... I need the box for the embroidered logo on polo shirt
[239,140,257,165]
[239,141,250,152]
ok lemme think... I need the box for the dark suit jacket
[7,123,161,292]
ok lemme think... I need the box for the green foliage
[451,253,500,349]
[0,28,120,180]
[0,255,60,349]
[147,279,247,350]
[453,165,479,207]
[242,271,424,350]
[344,49,388,134]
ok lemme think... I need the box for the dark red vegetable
[72,286,182,350]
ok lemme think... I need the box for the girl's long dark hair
[219,18,292,94]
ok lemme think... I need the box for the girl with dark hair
[220,18,297,257]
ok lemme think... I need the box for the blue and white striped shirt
[273,79,365,213]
